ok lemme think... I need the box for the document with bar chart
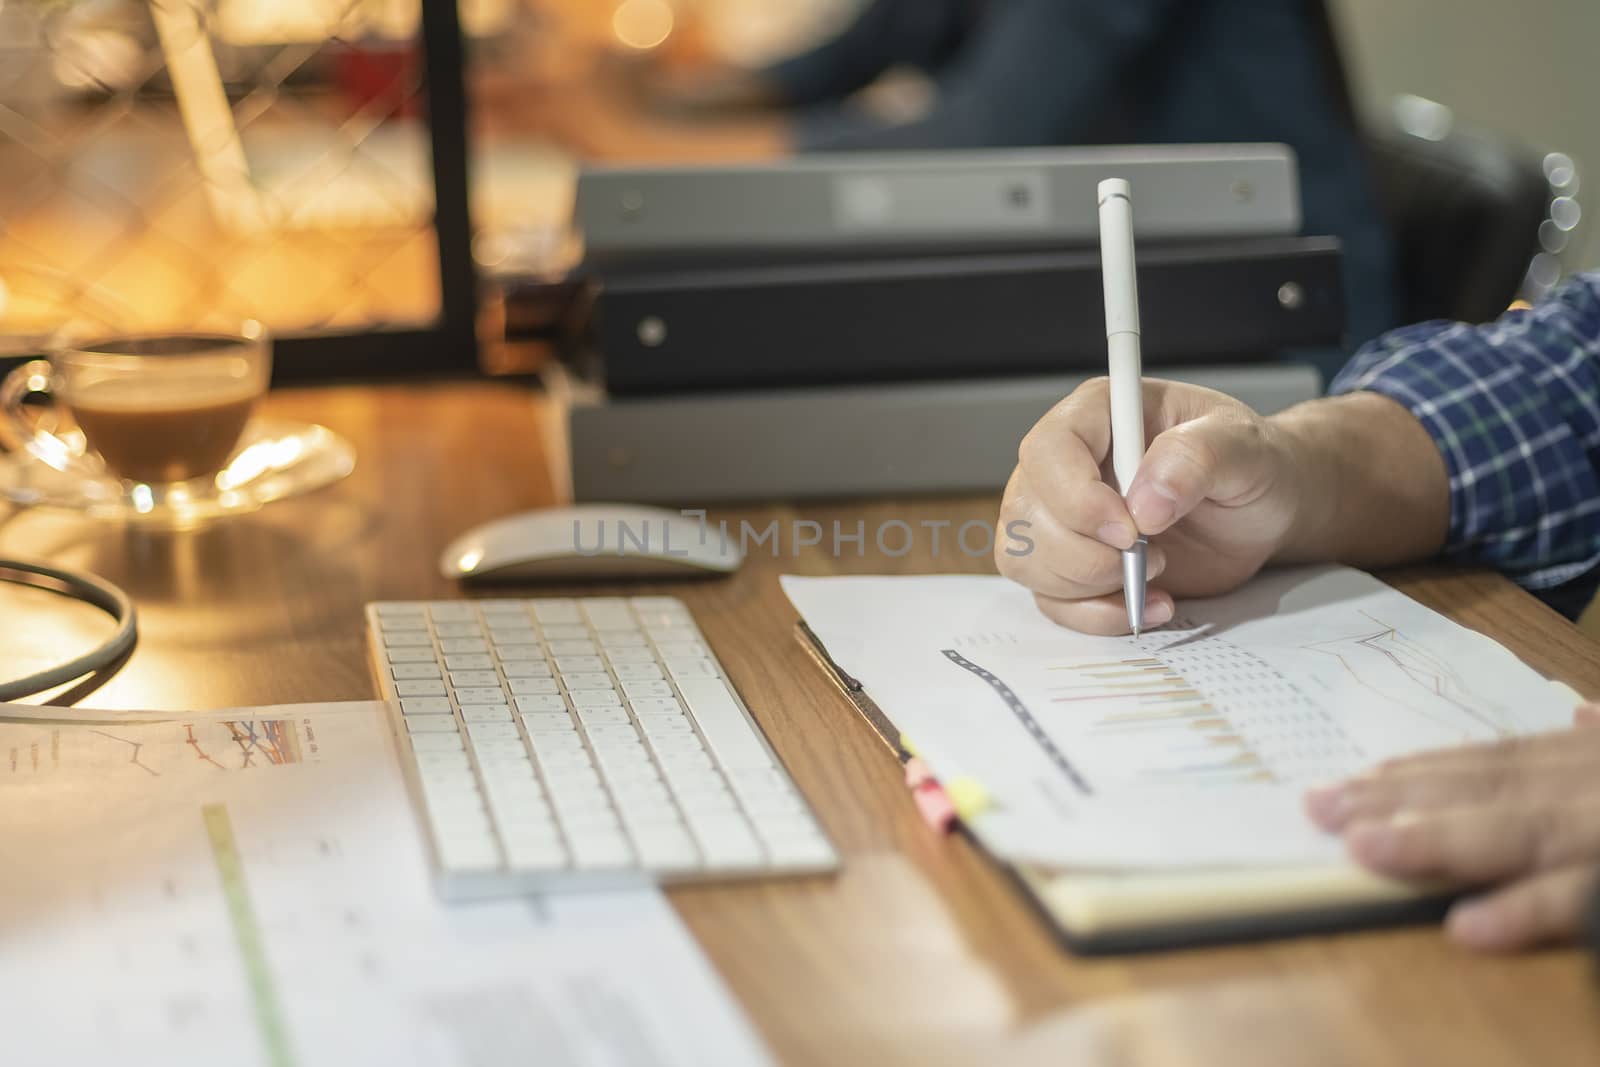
[783,566,1578,873]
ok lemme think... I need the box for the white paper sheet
[782,566,1580,869]
[0,702,773,1067]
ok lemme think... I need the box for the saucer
[0,418,356,525]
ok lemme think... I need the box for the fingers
[999,467,1171,600]
[1015,380,1140,549]
[1306,728,1600,831]
[1446,864,1600,952]
[1032,589,1176,637]
[1342,799,1600,882]
[1124,413,1277,537]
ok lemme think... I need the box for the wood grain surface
[3,381,1598,1066]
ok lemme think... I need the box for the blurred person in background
[537,0,1401,372]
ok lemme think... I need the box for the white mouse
[440,504,743,581]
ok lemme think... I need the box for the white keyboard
[366,596,839,898]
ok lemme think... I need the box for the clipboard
[795,622,1453,955]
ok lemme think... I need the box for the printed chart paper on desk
[782,566,1577,870]
[0,701,773,1067]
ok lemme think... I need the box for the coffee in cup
[1,329,271,487]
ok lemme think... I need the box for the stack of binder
[504,147,1347,502]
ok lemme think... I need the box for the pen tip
[1132,625,1142,638]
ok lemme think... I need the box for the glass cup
[0,325,272,505]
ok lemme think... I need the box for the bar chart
[947,627,1369,795]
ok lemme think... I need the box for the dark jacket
[767,0,1400,356]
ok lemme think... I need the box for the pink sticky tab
[912,781,958,833]
[905,757,934,788]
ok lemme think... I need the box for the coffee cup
[0,325,271,487]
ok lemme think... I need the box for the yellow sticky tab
[945,777,991,820]
[899,733,921,757]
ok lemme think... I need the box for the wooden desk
[3,381,1599,1066]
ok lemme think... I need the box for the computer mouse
[440,504,743,581]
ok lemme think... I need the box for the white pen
[1096,178,1148,636]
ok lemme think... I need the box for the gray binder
[565,366,1321,503]
[578,145,1302,270]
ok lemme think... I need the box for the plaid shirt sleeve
[1329,272,1600,609]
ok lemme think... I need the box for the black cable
[0,558,137,701]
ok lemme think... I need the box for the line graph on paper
[1300,611,1517,737]
[2,720,305,780]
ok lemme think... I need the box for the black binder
[590,237,1345,395]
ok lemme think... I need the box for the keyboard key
[501,661,553,678]
[495,647,547,662]
[400,697,454,717]
[478,600,529,615]
[675,679,775,771]
[448,670,501,688]
[560,672,614,691]
[738,791,809,816]
[604,646,656,665]
[410,732,466,752]
[530,729,585,752]
[554,655,605,674]
[536,749,594,773]
[645,731,706,755]
[570,689,622,708]
[433,621,484,637]
[548,639,597,656]
[611,662,664,681]
[540,624,590,640]
[453,688,509,706]
[630,696,685,716]
[665,658,720,681]
[407,716,460,734]
[654,641,709,660]
[761,833,834,867]
[379,615,428,631]
[396,679,447,697]
[599,632,649,648]
[467,722,521,743]
[580,598,633,621]
[473,738,532,760]
[509,677,559,696]
[486,622,538,637]
[532,600,581,622]
[438,836,501,871]
[415,750,471,772]
[444,654,495,670]
[460,705,513,724]
[629,596,684,610]
[377,602,429,616]
[384,647,439,662]
[491,635,541,649]
[633,834,700,870]
[521,711,575,732]
[478,755,536,781]
[576,706,630,727]
[427,604,479,620]
[384,632,434,647]
[639,716,693,738]
[439,638,488,654]
[515,695,567,715]
[622,680,674,700]
[391,664,442,681]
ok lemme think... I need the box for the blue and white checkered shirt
[1330,273,1600,615]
